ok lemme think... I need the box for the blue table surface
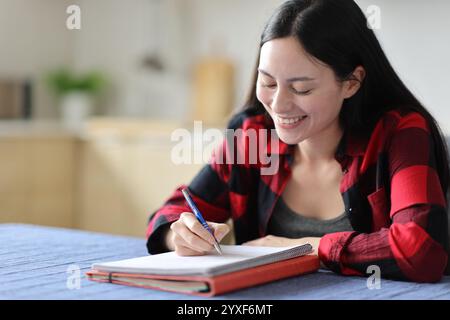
[1,223,449,300]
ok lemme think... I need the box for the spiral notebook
[87,244,320,296]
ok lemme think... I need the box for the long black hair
[243,0,449,200]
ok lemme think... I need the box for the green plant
[46,68,106,96]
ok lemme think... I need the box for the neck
[296,122,344,166]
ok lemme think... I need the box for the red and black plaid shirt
[146,107,449,283]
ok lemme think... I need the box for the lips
[275,115,308,125]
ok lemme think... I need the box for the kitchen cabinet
[0,126,76,228]
[0,119,234,242]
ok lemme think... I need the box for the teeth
[276,115,307,125]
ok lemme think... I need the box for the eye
[292,88,312,95]
[260,82,277,89]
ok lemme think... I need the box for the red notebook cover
[86,254,320,297]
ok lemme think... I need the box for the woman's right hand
[165,212,230,256]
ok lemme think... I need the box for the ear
[343,65,366,99]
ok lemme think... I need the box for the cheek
[318,90,344,115]
[306,90,342,115]
[256,87,272,110]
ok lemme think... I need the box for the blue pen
[181,188,223,255]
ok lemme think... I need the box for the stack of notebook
[87,244,320,296]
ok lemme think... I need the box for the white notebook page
[92,244,312,277]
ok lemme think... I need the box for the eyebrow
[257,68,316,82]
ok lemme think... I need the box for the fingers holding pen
[170,212,214,253]
[173,242,207,256]
[180,212,217,246]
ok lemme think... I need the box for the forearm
[318,223,448,282]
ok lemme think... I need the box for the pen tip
[214,244,223,255]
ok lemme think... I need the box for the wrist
[162,225,175,252]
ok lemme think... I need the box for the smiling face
[256,37,352,145]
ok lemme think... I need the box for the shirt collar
[336,127,368,158]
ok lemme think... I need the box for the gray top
[267,196,354,238]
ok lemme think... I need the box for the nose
[271,86,294,114]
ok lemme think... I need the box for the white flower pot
[60,92,93,129]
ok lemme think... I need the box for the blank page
[92,244,312,277]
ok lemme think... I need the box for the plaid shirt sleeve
[145,119,244,254]
[318,112,449,282]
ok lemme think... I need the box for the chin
[275,128,304,145]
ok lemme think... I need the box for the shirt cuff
[318,231,356,273]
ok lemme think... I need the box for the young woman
[146,0,450,282]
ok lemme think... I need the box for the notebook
[86,244,320,296]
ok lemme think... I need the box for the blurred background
[0,0,449,237]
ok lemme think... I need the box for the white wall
[71,0,284,119]
[0,0,74,118]
[1,0,449,134]
[72,0,188,118]
[185,0,284,111]
[356,0,450,133]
